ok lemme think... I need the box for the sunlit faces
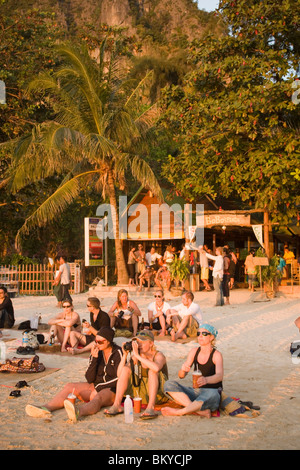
[197,329,213,344]
[94,336,109,349]
[119,292,128,304]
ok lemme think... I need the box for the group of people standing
[198,245,237,307]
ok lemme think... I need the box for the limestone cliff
[10,0,219,40]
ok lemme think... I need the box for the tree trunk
[107,169,129,285]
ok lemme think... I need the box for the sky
[197,0,219,12]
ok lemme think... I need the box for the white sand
[0,287,299,450]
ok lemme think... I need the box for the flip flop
[25,404,52,419]
[9,390,21,398]
[64,399,79,423]
[104,406,124,417]
[15,380,29,389]
[140,410,159,420]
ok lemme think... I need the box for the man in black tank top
[162,323,223,418]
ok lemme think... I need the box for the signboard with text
[200,212,251,228]
[84,218,104,267]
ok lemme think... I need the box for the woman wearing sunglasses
[162,323,223,418]
[147,290,171,336]
[47,301,81,352]
[26,327,123,422]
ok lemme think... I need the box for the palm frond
[124,70,154,114]
[15,170,102,250]
[126,155,163,201]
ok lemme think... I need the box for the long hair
[117,289,128,308]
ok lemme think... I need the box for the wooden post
[213,233,216,254]
[264,210,270,258]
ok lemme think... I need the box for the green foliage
[168,255,190,286]
[255,248,281,288]
[0,3,61,140]
[160,0,300,225]
[0,253,39,265]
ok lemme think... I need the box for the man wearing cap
[105,330,168,419]
[162,323,223,418]
[25,327,123,422]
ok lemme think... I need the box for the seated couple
[148,290,203,342]
[25,327,168,421]
[47,297,110,354]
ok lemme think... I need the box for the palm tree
[4,41,163,285]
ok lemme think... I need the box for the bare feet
[67,347,79,355]
[161,407,211,418]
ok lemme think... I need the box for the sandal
[25,404,52,419]
[64,399,79,423]
[15,380,29,389]
[104,406,124,417]
[140,410,159,420]
[9,390,21,398]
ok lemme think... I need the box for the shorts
[173,315,199,337]
[125,370,169,406]
[151,314,166,331]
[85,334,96,345]
[164,380,221,411]
[201,267,209,280]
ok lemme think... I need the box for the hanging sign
[252,225,264,247]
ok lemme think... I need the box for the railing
[0,263,83,295]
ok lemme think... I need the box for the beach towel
[0,355,45,373]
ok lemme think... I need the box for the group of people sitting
[26,320,223,422]
[47,289,203,354]
[127,244,178,292]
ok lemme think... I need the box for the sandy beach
[0,286,299,451]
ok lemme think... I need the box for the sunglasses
[197,331,211,337]
[154,295,162,298]
[63,305,71,308]
[95,339,106,345]
[86,304,92,307]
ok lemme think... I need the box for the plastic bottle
[30,313,39,330]
[124,395,133,423]
[22,331,29,347]
[49,331,55,345]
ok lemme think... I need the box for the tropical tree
[3,41,163,284]
[161,0,300,250]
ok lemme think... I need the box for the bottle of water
[124,395,133,423]
[22,331,29,347]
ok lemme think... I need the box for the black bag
[18,320,31,330]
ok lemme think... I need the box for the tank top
[193,347,223,389]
